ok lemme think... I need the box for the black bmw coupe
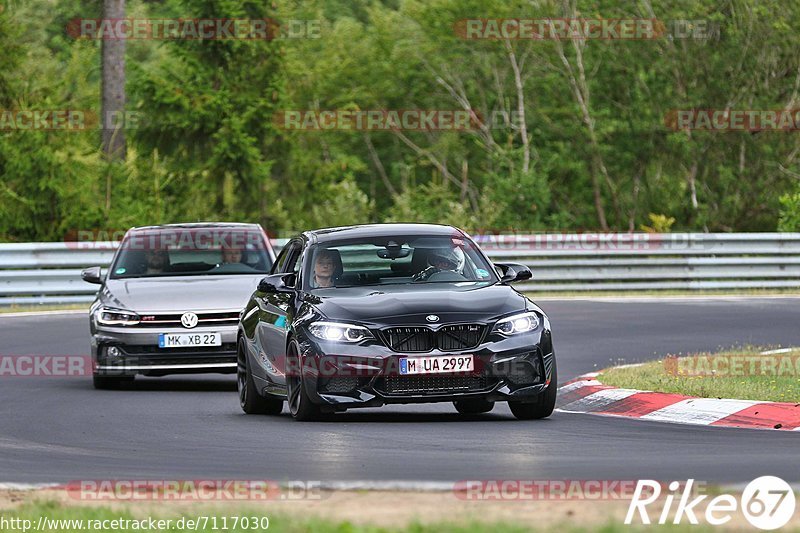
[237,224,556,421]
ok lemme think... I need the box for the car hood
[306,283,529,325]
[101,275,262,312]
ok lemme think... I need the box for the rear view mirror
[377,248,411,259]
[377,241,411,260]
[81,266,103,285]
[494,263,533,284]
[258,273,296,293]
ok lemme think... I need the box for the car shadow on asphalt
[65,377,237,392]
[323,412,516,423]
[243,408,533,423]
[130,377,237,392]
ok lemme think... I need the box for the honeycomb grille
[319,377,359,394]
[381,375,489,395]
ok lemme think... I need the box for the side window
[270,246,289,274]
[281,241,302,274]
[271,241,299,274]
[291,250,303,276]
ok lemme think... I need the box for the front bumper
[284,328,554,410]
[91,324,238,377]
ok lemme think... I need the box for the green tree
[131,0,285,225]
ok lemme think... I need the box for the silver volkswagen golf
[81,223,276,389]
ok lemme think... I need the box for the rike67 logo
[626,477,796,530]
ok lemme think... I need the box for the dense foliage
[2,0,800,241]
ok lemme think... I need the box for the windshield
[109,228,273,278]
[304,234,497,289]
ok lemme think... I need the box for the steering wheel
[412,266,436,282]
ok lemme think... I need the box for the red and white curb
[557,371,800,431]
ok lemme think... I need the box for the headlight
[95,307,140,326]
[493,312,540,336]
[308,321,373,343]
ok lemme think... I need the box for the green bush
[778,189,800,231]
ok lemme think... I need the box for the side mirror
[495,263,533,284]
[258,273,296,293]
[81,266,103,285]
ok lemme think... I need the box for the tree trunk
[101,0,126,161]
[505,40,530,174]
[554,37,609,230]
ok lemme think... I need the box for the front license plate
[399,355,474,375]
[158,332,221,348]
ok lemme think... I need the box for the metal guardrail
[1,233,800,305]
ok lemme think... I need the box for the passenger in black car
[312,248,342,288]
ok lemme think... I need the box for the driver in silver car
[145,248,169,275]
[221,245,243,265]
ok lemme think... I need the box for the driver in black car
[413,247,464,281]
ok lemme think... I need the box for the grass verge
[599,349,800,403]
[0,499,731,533]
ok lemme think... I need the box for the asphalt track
[1,297,800,484]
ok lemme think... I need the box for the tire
[92,375,133,390]
[238,339,283,415]
[509,360,557,420]
[286,341,323,421]
[453,398,494,414]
